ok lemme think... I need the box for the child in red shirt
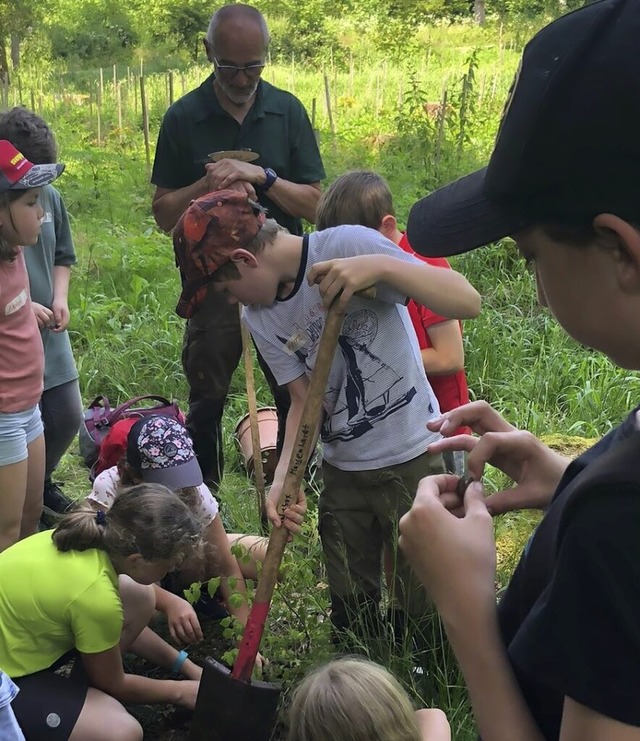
[316,170,471,473]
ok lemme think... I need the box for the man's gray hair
[206,4,269,51]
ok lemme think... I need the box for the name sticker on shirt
[4,289,27,316]
[284,329,307,356]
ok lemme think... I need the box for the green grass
[17,24,639,735]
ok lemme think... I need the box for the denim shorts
[0,405,44,466]
[0,671,25,741]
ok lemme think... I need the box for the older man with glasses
[151,3,325,490]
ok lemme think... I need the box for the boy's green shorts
[319,449,444,616]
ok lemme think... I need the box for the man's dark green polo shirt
[151,73,325,235]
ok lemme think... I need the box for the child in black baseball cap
[400,1,640,740]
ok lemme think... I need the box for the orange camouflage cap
[173,190,265,318]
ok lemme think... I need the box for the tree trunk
[473,0,486,26]
[10,32,19,70]
[0,36,9,88]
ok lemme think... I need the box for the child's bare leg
[175,518,267,585]
[0,459,28,552]
[226,533,268,581]
[202,517,252,623]
[118,575,156,652]
[69,688,142,741]
[416,709,451,741]
[119,575,201,681]
[20,433,45,539]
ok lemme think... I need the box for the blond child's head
[287,657,422,741]
[316,171,395,232]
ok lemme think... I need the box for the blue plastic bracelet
[171,650,189,676]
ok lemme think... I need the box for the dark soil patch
[126,615,288,741]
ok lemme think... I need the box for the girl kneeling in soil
[287,657,450,741]
[0,484,204,741]
[86,415,302,664]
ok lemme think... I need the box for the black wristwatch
[260,167,278,192]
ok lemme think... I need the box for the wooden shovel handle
[231,298,349,681]
[257,301,346,599]
[239,307,268,531]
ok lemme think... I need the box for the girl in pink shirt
[0,140,64,551]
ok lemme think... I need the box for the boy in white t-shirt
[172,190,480,645]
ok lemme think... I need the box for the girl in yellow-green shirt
[0,484,204,741]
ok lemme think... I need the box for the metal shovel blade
[190,657,281,741]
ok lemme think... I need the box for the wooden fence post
[96,82,102,146]
[290,52,295,94]
[140,75,151,177]
[323,72,337,154]
[434,89,448,168]
[349,52,354,98]
[117,82,123,142]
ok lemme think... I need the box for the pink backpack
[78,395,185,479]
